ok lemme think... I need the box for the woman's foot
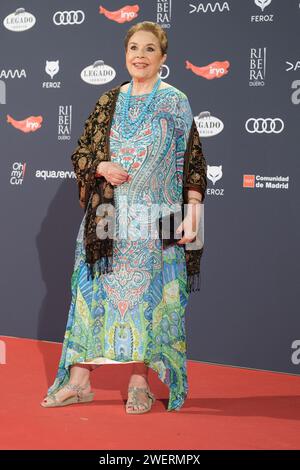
[41,381,92,407]
[126,374,154,413]
[41,364,92,407]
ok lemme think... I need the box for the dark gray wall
[0,0,299,375]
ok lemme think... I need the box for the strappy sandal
[41,382,94,408]
[126,386,156,414]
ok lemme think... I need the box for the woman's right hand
[96,162,129,186]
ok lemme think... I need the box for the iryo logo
[186,60,230,79]
[99,4,139,23]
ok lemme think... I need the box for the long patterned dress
[47,85,194,411]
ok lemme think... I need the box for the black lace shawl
[71,81,207,292]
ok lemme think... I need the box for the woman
[41,21,207,413]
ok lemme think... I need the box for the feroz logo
[245,118,284,134]
[3,7,36,31]
[251,0,274,22]
[43,60,61,89]
[81,60,116,85]
[255,0,272,12]
[45,60,59,79]
[53,10,85,25]
[207,165,223,185]
[206,165,224,197]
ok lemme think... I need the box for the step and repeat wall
[0,0,299,375]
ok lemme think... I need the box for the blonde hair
[124,21,168,56]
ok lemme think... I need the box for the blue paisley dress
[47,85,194,411]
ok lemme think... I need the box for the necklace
[121,77,162,140]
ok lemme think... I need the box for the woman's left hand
[176,203,201,245]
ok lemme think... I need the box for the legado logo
[245,118,284,134]
[99,4,139,23]
[7,115,43,133]
[194,111,224,137]
[81,60,116,85]
[3,7,36,32]
[186,60,230,79]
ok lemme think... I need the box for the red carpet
[0,335,299,450]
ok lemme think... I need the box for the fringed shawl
[71,81,207,292]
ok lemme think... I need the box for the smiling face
[125,30,167,81]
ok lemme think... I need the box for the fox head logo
[255,0,272,12]
[45,60,59,79]
[207,165,222,185]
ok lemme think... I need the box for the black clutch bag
[156,205,185,248]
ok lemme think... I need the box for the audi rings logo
[53,10,85,25]
[245,118,284,134]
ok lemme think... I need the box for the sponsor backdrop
[0,0,299,374]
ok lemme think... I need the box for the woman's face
[125,30,166,81]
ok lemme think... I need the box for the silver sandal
[126,386,156,414]
[41,382,94,408]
